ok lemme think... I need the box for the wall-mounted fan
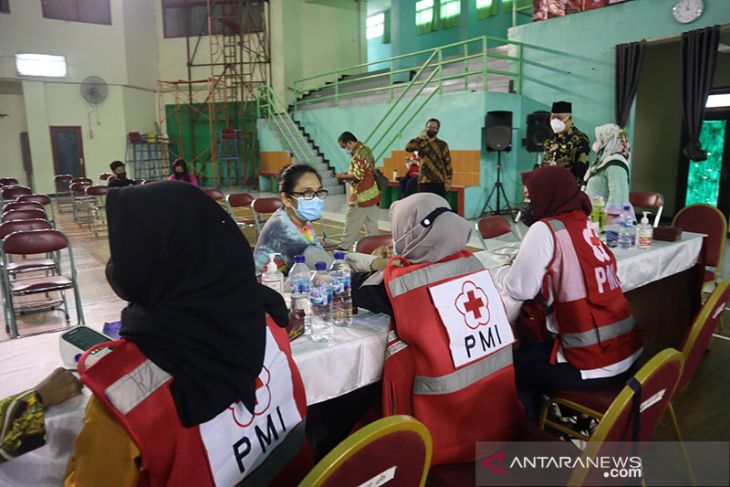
[80,76,108,139]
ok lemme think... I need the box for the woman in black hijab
[66,181,298,486]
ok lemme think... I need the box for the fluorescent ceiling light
[15,54,67,78]
[706,94,730,108]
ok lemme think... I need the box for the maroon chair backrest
[2,185,32,200]
[86,185,109,197]
[629,191,664,210]
[18,194,52,207]
[70,182,92,195]
[99,173,114,181]
[0,178,19,186]
[135,179,148,185]
[678,280,730,392]
[3,229,68,255]
[55,174,73,193]
[356,234,392,255]
[477,216,512,239]
[204,189,226,201]
[317,430,429,487]
[2,209,48,223]
[0,219,53,240]
[71,177,93,185]
[253,197,283,214]
[3,202,44,213]
[227,193,255,208]
[673,204,727,268]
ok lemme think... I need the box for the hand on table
[34,367,82,407]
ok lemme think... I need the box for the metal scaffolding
[157,0,271,188]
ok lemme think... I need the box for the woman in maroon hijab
[495,166,642,423]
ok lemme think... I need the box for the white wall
[0,90,29,185]
[0,0,159,194]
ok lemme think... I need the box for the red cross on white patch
[582,221,610,262]
[454,280,490,329]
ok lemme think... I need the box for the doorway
[50,126,86,177]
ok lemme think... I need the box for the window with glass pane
[501,0,532,14]
[41,0,111,25]
[685,120,725,208]
[162,0,262,38]
[366,12,385,40]
[0,0,9,13]
[440,0,460,28]
[416,0,435,34]
[476,0,498,19]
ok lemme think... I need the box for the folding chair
[71,177,93,185]
[630,191,664,227]
[673,204,727,292]
[2,229,85,338]
[475,216,513,251]
[54,174,74,213]
[252,197,283,234]
[18,194,56,227]
[2,209,48,223]
[70,181,93,225]
[203,188,226,201]
[301,416,432,487]
[355,234,392,254]
[225,192,257,233]
[99,173,114,183]
[1,185,32,203]
[3,202,44,214]
[85,185,108,237]
[0,178,19,187]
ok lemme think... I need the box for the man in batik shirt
[542,101,591,183]
[336,131,381,251]
[405,118,452,197]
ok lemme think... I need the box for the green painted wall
[508,0,730,132]
[392,0,530,61]
[292,89,537,219]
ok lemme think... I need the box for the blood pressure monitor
[60,326,113,368]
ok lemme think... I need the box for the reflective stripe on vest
[387,255,485,298]
[105,359,171,415]
[560,316,636,349]
[413,347,512,395]
[547,219,566,231]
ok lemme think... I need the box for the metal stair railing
[256,85,317,165]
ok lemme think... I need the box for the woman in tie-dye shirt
[253,165,333,275]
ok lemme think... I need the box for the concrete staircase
[267,114,345,195]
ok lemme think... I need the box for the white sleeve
[494,221,554,302]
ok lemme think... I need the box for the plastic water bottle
[287,255,310,334]
[618,206,634,249]
[309,262,334,342]
[330,251,352,327]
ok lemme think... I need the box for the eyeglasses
[289,189,328,200]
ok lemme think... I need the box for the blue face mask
[294,197,324,222]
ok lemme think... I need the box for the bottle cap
[623,205,631,211]
[334,251,346,260]
[266,254,279,273]
[641,211,650,225]
[315,262,327,271]
[294,255,305,264]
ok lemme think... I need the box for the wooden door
[50,126,85,177]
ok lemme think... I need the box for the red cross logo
[582,221,610,262]
[455,281,490,329]
[229,366,272,428]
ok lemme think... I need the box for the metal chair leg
[668,402,696,487]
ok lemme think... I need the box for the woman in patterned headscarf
[583,123,634,221]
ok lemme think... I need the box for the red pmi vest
[382,251,524,466]
[79,320,310,487]
[543,210,642,370]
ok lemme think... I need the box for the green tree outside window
[685,120,725,207]
[476,0,499,19]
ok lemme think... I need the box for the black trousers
[418,182,446,197]
[399,176,419,198]
[514,338,632,424]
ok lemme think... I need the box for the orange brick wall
[382,149,480,186]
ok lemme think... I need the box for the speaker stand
[480,151,514,217]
